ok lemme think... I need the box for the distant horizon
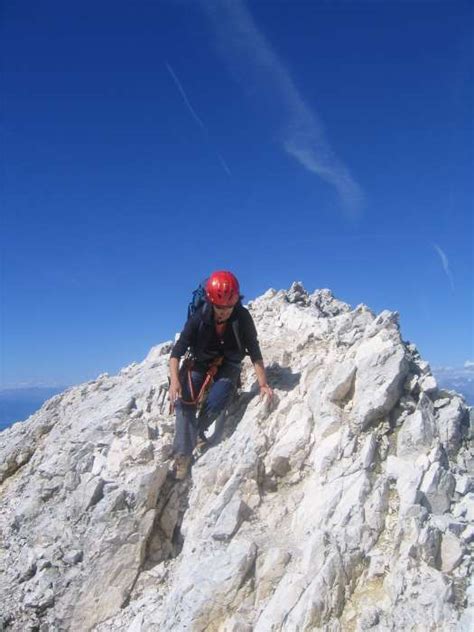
[1,364,473,392]
[1,357,474,393]
[1,279,473,391]
[1,363,472,433]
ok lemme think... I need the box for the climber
[169,270,273,480]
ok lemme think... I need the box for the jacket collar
[200,301,240,324]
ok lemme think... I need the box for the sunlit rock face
[0,283,472,631]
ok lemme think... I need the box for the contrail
[165,62,206,131]
[201,0,363,218]
[433,243,455,292]
[216,152,232,176]
[165,62,232,176]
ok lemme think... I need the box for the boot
[195,431,208,455]
[172,455,192,481]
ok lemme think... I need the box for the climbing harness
[181,355,224,412]
[167,353,224,415]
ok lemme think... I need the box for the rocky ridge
[0,283,473,631]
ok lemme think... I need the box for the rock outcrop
[0,284,472,631]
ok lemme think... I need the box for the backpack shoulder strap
[192,302,209,350]
[231,305,246,355]
[231,320,243,354]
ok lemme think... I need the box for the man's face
[213,305,234,323]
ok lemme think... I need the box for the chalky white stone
[0,286,472,631]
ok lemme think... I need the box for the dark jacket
[170,303,263,365]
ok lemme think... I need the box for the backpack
[187,279,209,319]
[187,279,244,355]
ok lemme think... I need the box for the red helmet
[206,271,240,307]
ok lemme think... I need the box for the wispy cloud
[201,0,364,218]
[433,243,455,292]
[165,61,232,176]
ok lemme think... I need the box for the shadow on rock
[264,362,301,392]
[206,363,301,447]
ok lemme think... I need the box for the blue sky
[2,0,473,388]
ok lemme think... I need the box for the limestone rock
[212,495,249,541]
[436,394,467,455]
[352,325,409,430]
[453,493,474,522]
[255,547,291,602]
[397,393,437,458]
[420,373,438,395]
[0,283,471,631]
[420,462,456,514]
[440,532,465,572]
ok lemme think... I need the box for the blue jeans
[173,361,240,456]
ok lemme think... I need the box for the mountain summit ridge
[0,283,472,631]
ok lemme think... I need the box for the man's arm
[168,315,197,403]
[240,308,272,400]
[169,357,181,403]
[253,359,273,400]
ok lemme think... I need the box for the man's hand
[253,360,272,403]
[259,384,273,401]
[169,357,181,406]
[169,378,182,404]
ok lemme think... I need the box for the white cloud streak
[165,61,232,176]
[202,0,364,218]
[433,243,455,292]
[216,151,232,177]
[165,62,207,131]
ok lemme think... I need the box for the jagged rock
[155,539,257,630]
[266,402,312,472]
[0,283,471,631]
[397,393,436,458]
[62,550,83,565]
[436,394,466,455]
[456,474,474,495]
[417,359,431,375]
[431,514,466,537]
[15,548,37,582]
[386,455,426,511]
[212,495,249,541]
[352,324,409,430]
[453,493,474,522]
[325,360,356,403]
[462,525,474,543]
[222,617,253,632]
[420,373,438,395]
[440,532,465,572]
[75,473,105,513]
[357,607,380,630]
[417,523,442,567]
[434,396,451,409]
[23,585,55,612]
[311,288,351,317]
[255,547,291,602]
[420,462,456,514]
[286,281,309,305]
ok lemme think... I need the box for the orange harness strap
[181,356,224,408]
